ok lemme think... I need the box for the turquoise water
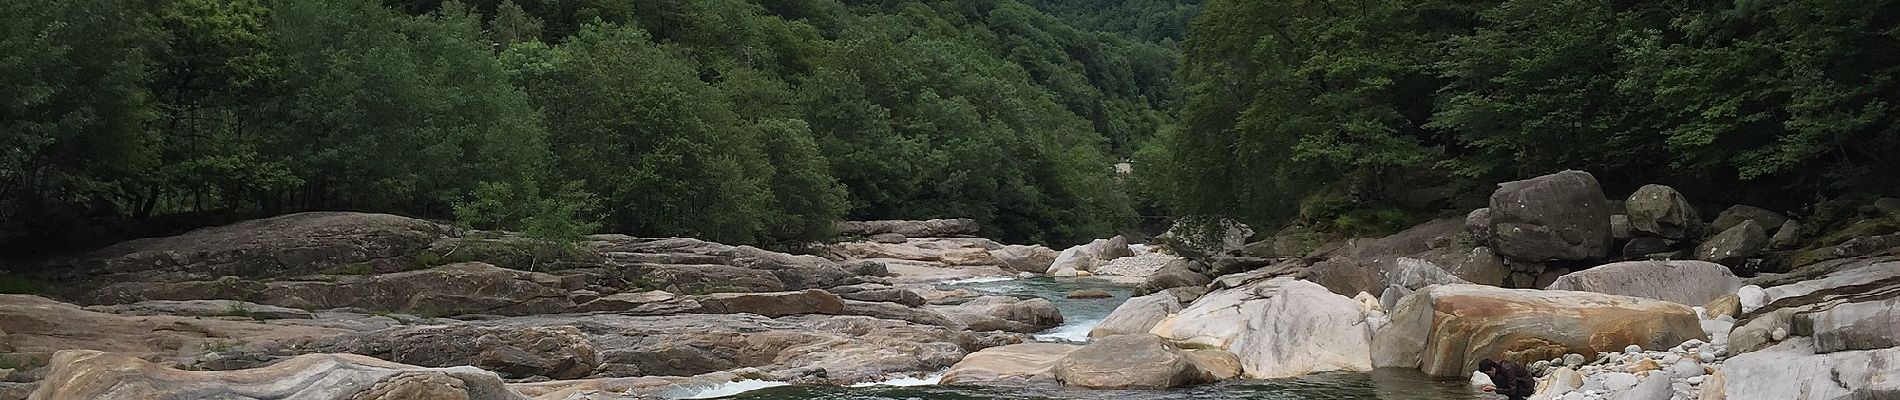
[706,277,1478,399]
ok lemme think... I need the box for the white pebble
[1687,376,1706,385]
[1772,327,1789,341]
[1681,339,1706,349]
[1626,344,1643,354]
[1693,306,1708,319]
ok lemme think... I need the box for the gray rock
[1625,184,1704,240]
[1543,260,1742,306]
[1614,374,1674,400]
[1610,214,1633,240]
[51,212,452,284]
[1053,334,1209,389]
[83,300,315,320]
[837,219,981,238]
[1487,170,1613,261]
[869,233,908,244]
[1695,220,1767,267]
[834,287,926,307]
[1709,205,1787,237]
[934,296,1064,333]
[1157,218,1254,260]
[1466,208,1494,244]
[1133,259,1211,296]
[1723,338,1900,400]
[1805,297,1900,353]
[30,350,525,400]
[1046,236,1134,275]
[1089,293,1184,338]
[1622,237,1680,259]
[990,245,1058,273]
[1767,220,1803,250]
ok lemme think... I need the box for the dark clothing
[1478,359,1535,400]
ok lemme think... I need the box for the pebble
[1681,339,1705,349]
[1662,354,1683,365]
[1687,376,1706,385]
[1693,306,1708,319]
[1626,344,1644,354]
[1772,327,1789,341]
[1565,353,1586,367]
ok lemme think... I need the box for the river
[684,277,1480,400]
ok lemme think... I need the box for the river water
[689,277,1479,400]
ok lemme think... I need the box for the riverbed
[685,277,1479,400]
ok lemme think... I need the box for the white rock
[1661,354,1683,365]
[1770,327,1788,341]
[1618,374,1674,400]
[1225,280,1373,378]
[1722,337,1900,400]
[1599,372,1639,391]
[1680,339,1705,349]
[1686,376,1705,385]
[1471,370,1495,390]
[1693,306,1707,320]
[1626,344,1644,354]
[1735,285,1766,313]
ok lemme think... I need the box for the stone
[1046,236,1133,275]
[95,262,583,317]
[1625,184,1704,240]
[29,350,524,400]
[1695,220,1768,267]
[1090,293,1183,338]
[1132,259,1211,296]
[1372,285,1706,377]
[1723,338,1900,400]
[1618,374,1673,400]
[831,285,927,307]
[1150,277,1293,349]
[83,300,316,320]
[1066,289,1113,299]
[1698,370,1725,400]
[1486,170,1613,261]
[1092,253,1181,278]
[1709,205,1787,237]
[1621,237,1680,259]
[0,295,353,367]
[1158,218,1254,260]
[1736,285,1766,313]
[1224,280,1372,378]
[1467,208,1494,244]
[1767,220,1803,250]
[1543,260,1742,306]
[869,233,908,244]
[823,238,1009,268]
[1728,309,1793,354]
[1053,334,1217,389]
[308,324,599,380]
[1611,214,1633,240]
[1564,353,1585,367]
[837,219,981,238]
[1805,297,1900,353]
[1702,294,1740,319]
[52,212,451,284]
[934,296,1064,333]
[940,343,1077,387]
[1543,366,1585,397]
[989,245,1059,273]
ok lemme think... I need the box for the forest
[4,0,1897,255]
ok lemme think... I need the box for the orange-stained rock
[29,350,523,400]
[1372,284,1705,377]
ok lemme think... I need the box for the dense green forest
[1,0,1193,253]
[6,0,1897,255]
[1140,0,1900,234]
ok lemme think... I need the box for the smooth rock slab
[1373,284,1705,377]
[1723,337,1900,400]
[1543,260,1742,306]
[29,350,525,400]
[1089,293,1182,338]
[939,343,1078,387]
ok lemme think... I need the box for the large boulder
[1695,220,1768,267]
[1046,236,1133,276]
[29,350,525,400]
[1089,293,1183,338]
[1723,338,1900,400]
[96,262,580,317]
[1624,184,1703,239]
[1372,284,1705,377]
[1158,218,1254,260]
[837,219,981,238]
[1542,260,1742,306]
[933,296,1064,333]
[989,245,1058,273]
[1091,253,1181,278]
[593,237,858,291]
[1709,205,1787,237]
[58,212,451,283]
[1223,280,1372,378]
[1806,297,1900,353]
[823,238,1004,267]
[0,295,352,367]
[693,289,846,317]
[1053,334,1223,389]
[1486,170,1613,261]
[307,325,599,380]
[1132,259,1211,296]
[939,343,1077,387]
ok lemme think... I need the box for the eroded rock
[1372,285,1705,377]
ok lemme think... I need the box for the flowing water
[690,277,1479,400]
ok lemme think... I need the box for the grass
[0,354,45,370]
[215,301,279,321]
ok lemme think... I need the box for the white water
[1032,318,1103,342]
[848,372,945,387]
[665,379,792,399]
[937,276,1017,285]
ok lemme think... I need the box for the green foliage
[0,273,51,294]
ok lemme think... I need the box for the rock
[1384,257,1470,290]
[1372,285,1706,377]
[1709,205,1787,237]
[1240,234,1315,258]
[1224,280,1372,378]
[693,289,846,317]
[1132,259,1210,296]
[990,245,1058,273]
[935,296,1064,333]
[1736,285,1767,313]
[1181,349,1244,381]
[1610,214,1633,240]
[308,324,599,380]
[600,237,859,291]
[1702,294,1741,319]
[1090,293,1183,338]
[1729,309,1794,354]
[1046,236,1133,275]
[83,300,316,320]
[1053,334,1218,389]
[869,233,907,244]
[1723,337,1900,400]
[1563,353,1585,367]
[1379,285,1412,312]
[1543,260,1742,306]
[1092,253,1181,278]
[102,262,579,317]
[1767,220,1803,250]
[53,212,451,284]
[1158,218,1254,260]
[1624,184,1704,240]
[837,219,981,238]
[939,343,1077,387]
[29,350,523,400]
[1467,208,1494,244]
[0,295,352,367]
[1150,277,1293,349]
[1066,289,1113,299]
[1621,237,1680,259]
[1806,297,1900,353]
[1699,369,1725,400]
[1486,170,1613,262]
[1542,367,1584,397]
[831,286,927,307]
[1695,220,1768,267]
[824,238,1008,267]
[1470,369,1494,391]
[1619,373,1673,400]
